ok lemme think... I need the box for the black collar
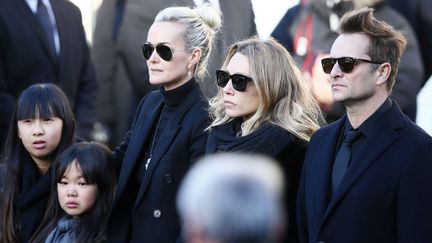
[356,98,392,137]
[160,79,198,108]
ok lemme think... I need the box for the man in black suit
[0,0,97,146]
[297,8,432,243]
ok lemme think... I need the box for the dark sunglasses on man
[216,70,253,92]
[321,57,384,74]
[141,42,184,61]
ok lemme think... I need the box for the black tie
[331,129,361,194]
[36,0,56,56]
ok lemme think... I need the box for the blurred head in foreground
[177,153,286,243]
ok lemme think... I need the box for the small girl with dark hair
[0,83,76,242]
[30,142,115,243]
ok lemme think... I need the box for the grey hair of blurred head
[177,153,285,243]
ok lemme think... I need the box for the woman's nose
[223,80,234,95]
[148,49,159,63]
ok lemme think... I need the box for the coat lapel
[16,0,57,64]
[133,86,201,209]
[312,118,345,224]
[115,100,164,200]
[133,122,181,208]
[321,103,403,225]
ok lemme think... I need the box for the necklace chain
[145,106,165,170]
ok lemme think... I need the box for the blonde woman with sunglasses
[106,4,221,243]
[206,36,324,242]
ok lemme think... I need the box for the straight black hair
[0,83,76,243]
[3,83,76,177]
[30,142,115,243]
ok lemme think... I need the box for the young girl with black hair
[0,83,76,242]
[30,142,115,243]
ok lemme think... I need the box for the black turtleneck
[160,78,198,108]
[134,79,198,183]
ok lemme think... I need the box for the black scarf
[206,119,306,243]
[206,119,298,159]
[14,156,52,242]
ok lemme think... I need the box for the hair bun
[195,3,222,32]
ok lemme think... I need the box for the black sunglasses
[321,57,383,74]
[141,42,176,61]
[216,70,253,92]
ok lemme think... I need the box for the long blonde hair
[208,37,324,141]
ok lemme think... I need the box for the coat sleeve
[397,140,432,242]
[91,0,118,127]
[71,6,98,140]
[297,141,312,243]
[112,94,149,173]
[0,20,15,143]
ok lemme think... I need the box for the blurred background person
[385,0,432,134]
[271,0,423,122]
[177,153,286,243]
[206,37,324,242]
[92,0,256,148]
[0,0,98,150]
[106,4,221,243]
[388,0,432,86]
[201,0,257,98]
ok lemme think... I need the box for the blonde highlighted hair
[155,4,222,79]
[208,37,324,141]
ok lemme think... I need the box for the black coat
[206,121,307,243]
[107,82,209,243]
[297,102,432,243]
[0,0,97,142]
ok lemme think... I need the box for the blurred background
[69,0,296,43]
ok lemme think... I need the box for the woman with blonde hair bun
[106,4,221,243]
[206,36,324,242]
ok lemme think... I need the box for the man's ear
[376,62,391,86]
